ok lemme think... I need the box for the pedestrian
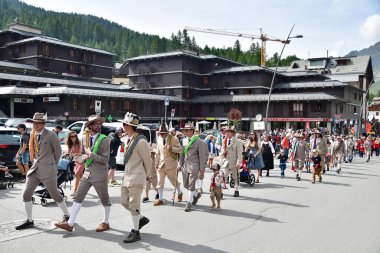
[344,135,354,163]
[375,137,380,157]
[53,124,63,135]
[209,163,224,211]
[179,122,206,211]
[292,133,309,181]
[277,149,288,178]
[245,132,265,183]
[311,149,322,184]
[261,134,275,177]
[364,136,372,162]
[206,135,216,168]
[310,130,328,173]
[66,131,84,196]
[154,125,183,206]
[332,135,346,173]
[219,124,243,197]
[55,115,111,233]
[15,123,30,183]
[142,144,159,203]
[281,132,291,157]
[119,112,152,243]
[16,112,70,230]
[196,135,209,194]
[108,127,123,185]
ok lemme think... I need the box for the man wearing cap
[310,130,328,173]
[179,122,206,212]
[154,125,183,206]
[55,115,111,233]
[108,127,123,185]
[292,133,309,181]
[16,113,70,230]
[219,125,243,197]
[332,135,346,173]
[119,112,152,243]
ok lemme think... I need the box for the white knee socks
[57,201,70,216]
[67,202,82,226]
[132,215,140,231]
[199,179,203,189]
[158,187,164,200]
[103,206,110,224]
[176,185,182,195]
[25,201,33,222]
[188,190,197,203]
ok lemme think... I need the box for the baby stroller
[229,152,256,188]
[32,158,74,206]
[0,162,15,190]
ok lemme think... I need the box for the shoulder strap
[124,134,146,164]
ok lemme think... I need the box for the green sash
[183,135,199,156]
[85,134,107,168]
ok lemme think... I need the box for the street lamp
[264,25,303,130]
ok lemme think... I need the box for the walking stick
[172,170,179,206]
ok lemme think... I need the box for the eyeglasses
[70,135,77,138]
[92,123,102,127]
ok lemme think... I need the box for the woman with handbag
[66,131,85,196]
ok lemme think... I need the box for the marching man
[292,133,309,181]
[332,135,346,173]
[119,112,152,243]
[154,125,183,205]
[179,122,206,212]
[219,125,243,197]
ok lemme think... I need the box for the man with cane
[154,125,183,206]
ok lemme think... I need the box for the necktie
[90,137,94,147]
[228,139,231,146]
[36,134,41,143]
[313,137,317,149]
[163,138,166,146]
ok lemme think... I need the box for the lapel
[39,128,48,145]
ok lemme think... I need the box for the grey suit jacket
[180,136,206,173]
[82,134,110,182]
[28,128,62,180]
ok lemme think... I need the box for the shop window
[111,100,117,111]
[292,103,303,117]
[123,100,132,111]
[73,98,81,110]
[42,44,50,56]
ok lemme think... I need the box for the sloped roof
[274,80,365,92]
[0,60,39,71]
[6,36,114,56]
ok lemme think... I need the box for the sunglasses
[70,135,77,138]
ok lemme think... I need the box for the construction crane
[185,26,302,67]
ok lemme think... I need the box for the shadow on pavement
[225,194,309,208]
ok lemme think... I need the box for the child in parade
[209,164,224,211]
[305,156,311,173]
[277,149,288,178]
[311,149,322,184]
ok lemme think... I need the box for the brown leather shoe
[96,222,110,232]
[55,221,73,232]
[153,200,164,206]
[176,193,183,202]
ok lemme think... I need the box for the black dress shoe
[139,216,149,230]
[16,220,34,230]
[123,229,141,243]
[142,197,149,203]
[233,191,239,197]
[155,193,159,200]
[192,193,201,205]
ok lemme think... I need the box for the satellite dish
[255,114,263,121]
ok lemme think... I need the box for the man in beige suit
[119,112,152,243]
[154,125,183,206]
[292,133,309,181]
[16,113,70,230]
[219,125,243,197]
[55,115,111,232]
[179,122,206,212]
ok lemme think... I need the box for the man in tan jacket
[119,112,152,243]
[154,125,183,206]
[16,112,70,230]
[179,122,206,212]
[55,115,111,233]
[219,125,243,197]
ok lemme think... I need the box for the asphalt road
[1,156,379,253]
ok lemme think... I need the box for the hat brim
[117,120,139,127]
[85,117,105,127]
[26,118,46,123]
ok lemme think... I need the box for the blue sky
[22,0,380,60]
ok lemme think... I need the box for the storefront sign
[14,98,33,103]
[43,96,60,102]
[253,121,265,130]
[265,118,331,122]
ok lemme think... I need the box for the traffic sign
[164,96,169,106]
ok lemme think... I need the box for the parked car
[4,118,28,128]
[0,117,9,126]
[0,128,20,169]
[67,121,121,141]
[58,129,70,155]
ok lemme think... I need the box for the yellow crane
[185,26,302,67]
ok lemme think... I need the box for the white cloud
[359,13,380,41]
